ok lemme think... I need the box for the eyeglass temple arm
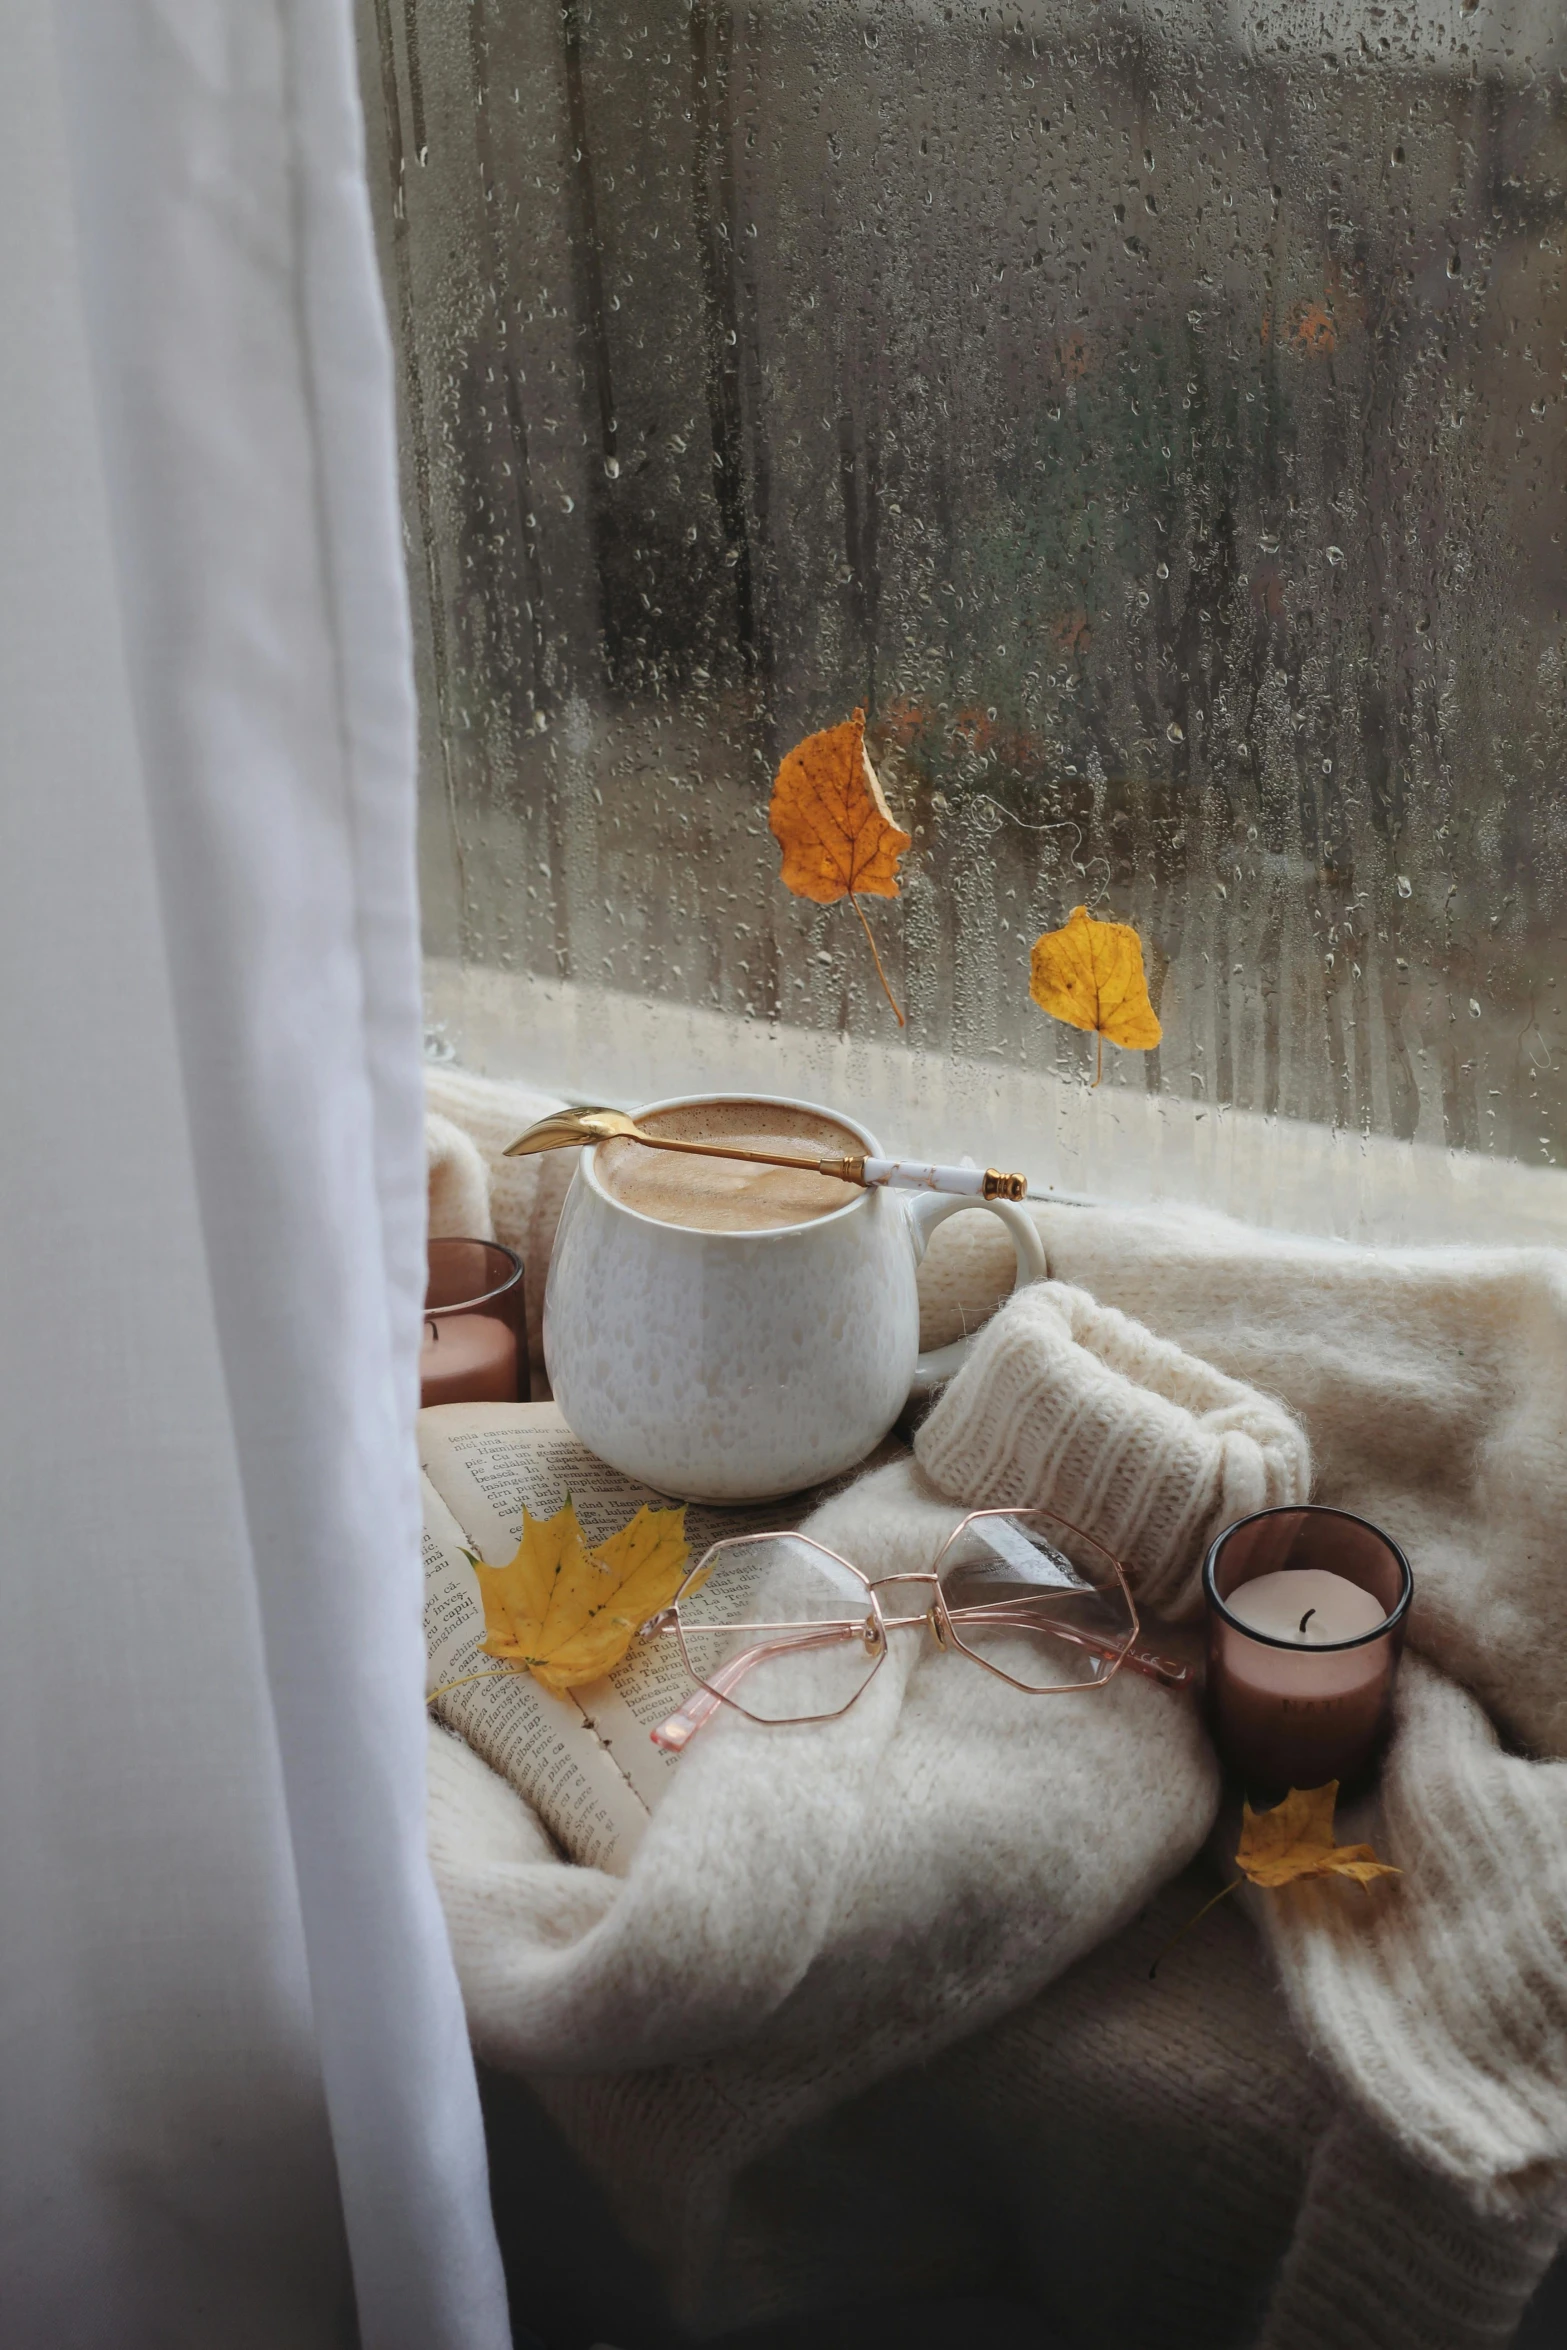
[649,1621,866,1753]
[947,1596,1195,1691]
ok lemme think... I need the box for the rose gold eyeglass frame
[638,1505,1196,1753]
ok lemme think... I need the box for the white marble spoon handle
[861,1157,1027,1202]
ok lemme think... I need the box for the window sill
[425,956,1567,1253]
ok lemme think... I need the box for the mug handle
[905,1192,1049,1396]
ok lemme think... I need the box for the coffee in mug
[595,1100,858,1233]
[545,1092,1047,1502]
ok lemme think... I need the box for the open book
[420,1403,807,1874]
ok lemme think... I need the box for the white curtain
[0,0,509,2342]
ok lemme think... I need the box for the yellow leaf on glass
[1235,1782,1401,1892]
[769,709,911,1024]
[473,1497,689,1693]
[1029,903,1163,1083]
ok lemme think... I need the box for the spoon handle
[861,1158,1028,1201]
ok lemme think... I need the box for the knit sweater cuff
[914,1279,1310,1617]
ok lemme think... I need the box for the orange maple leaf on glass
[769,708,911,1025]
[1029,903,1163,1084]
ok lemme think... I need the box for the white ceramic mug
[543,1092,1048,1502]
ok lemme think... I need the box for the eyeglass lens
[936,1511,1136,1693]
[674,1534,880,1724]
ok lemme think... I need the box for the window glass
[358,0,1567,1241]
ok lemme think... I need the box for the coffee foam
[596,1100,862,1233]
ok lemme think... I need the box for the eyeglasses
[639,1506,1196,1752]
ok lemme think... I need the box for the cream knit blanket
[425,1069,1567,2345]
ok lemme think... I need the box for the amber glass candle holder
[1204,1506,1412,1794]
[421,1239,528,1409]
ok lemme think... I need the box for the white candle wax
[1223,1568,1388,1646]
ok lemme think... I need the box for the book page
[419,1404,792,1821]
[421,1471,653,1874]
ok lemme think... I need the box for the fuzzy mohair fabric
[425,1110,494,1243]
[424,1070,1567,2345]
[427,1446,1219,2211]
[658,1861,1566,2350]
[922,1206,1567,2233]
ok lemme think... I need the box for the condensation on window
[357,0,1567,1238]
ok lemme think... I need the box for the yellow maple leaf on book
[470,1497,689,1693]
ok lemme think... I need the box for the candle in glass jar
[1204,1507,1412,1794]
[421,1238,527,1410]
[419,1312,518,1408]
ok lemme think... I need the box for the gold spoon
[504,1105,1027,1201]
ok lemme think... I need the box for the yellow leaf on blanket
[472,1498,688,1693]
[1029,904,1162,1084]
[1235,1782,1401,1891]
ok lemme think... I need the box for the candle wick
[1298,1606,1316,1637]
